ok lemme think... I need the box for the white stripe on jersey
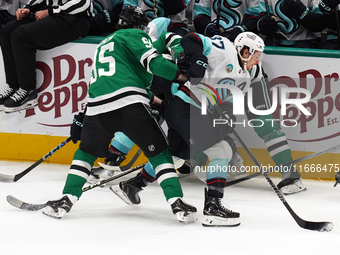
[140,49,159,73]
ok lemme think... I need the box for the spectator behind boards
[0,0,92,114]
[0,0,29,27]
[89,0,124,36]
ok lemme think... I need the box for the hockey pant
[62,104,182,201]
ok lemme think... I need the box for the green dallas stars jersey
[86,28,180,116]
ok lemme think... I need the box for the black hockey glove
[185,54,208,85]
[70,112,84,144]
[150,98,169,119]
[205,23,225,37]
[281,0,311,24]
[176,51,190,74]
[319,0,340,15]
[215,103,236,135]
[162,0,186,15]
[257,14,279,36]
[223,25,246,42]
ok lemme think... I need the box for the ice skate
[176,159,196,178]
[87,166,115,185]
[87,154,126,185]
[202,188,240,227]
[42,195,73,219]
[170,198,197,223]
[0,88,16,111]
[4,88,38,113]
[109,172,144,205]
[278,166,306,195]
[177,158,207,178]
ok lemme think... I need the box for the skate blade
[202,215,241,227]
[109,185,134,206]
[42,206,66,219]
[4,99,38,113]
[280,180,307,195]
[175,211,197,224]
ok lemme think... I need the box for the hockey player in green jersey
[42,6,197,222]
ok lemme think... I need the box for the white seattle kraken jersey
[258,0,320,41]
[179,34,263,110]
[193,0,260,29]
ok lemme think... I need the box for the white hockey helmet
[234,32,264,62]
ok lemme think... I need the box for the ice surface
[0,160,338,255]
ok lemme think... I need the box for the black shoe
[0,87,16,111]
[42,195,73,219]
[110,172,144,205]
[171,198,197,223]
[119,173,144,205]
[177,158,207,178]
[202,188,240,227]
[4,88,38,113]
[278,167,306,195]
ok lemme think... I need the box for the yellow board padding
[0,133,338,180]
[0,133,148,167]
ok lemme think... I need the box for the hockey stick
[264,0,276,46]
[215,0,222,28]
[83,162,146,191]
[0,137,72,183]
[6,162,147,211]
[225,143,340,187]
[213,104,333,232]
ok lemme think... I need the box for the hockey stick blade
[6,195,46,211]
[301,220,333,232]
[97,148,143,172]
[98,162,121,171]
[0,173,16,183]
[0,137,72,183]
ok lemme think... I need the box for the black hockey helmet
[117,5,149,31]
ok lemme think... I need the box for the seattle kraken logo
[275,0,299,34]
[143,0,165,18]
[214,0,242,29]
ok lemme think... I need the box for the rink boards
[0,36,339,180]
